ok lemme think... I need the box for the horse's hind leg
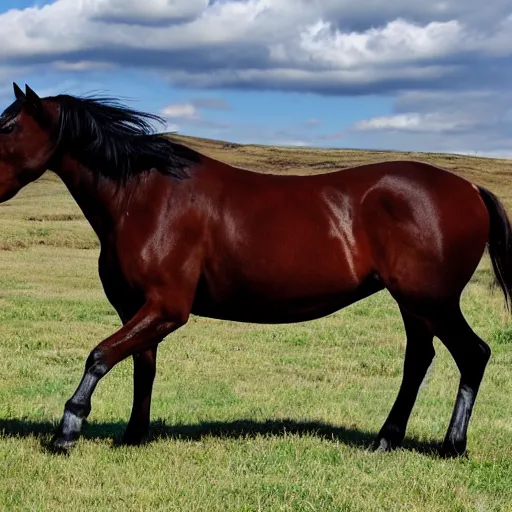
[434,306,491,457]
[375,307,435,452]
[377,298,491,457]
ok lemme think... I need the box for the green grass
[1,146,512,511]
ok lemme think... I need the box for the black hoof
[121,427,148,446]
[373,425,404,453]
[47,434,77,455]
[440,439,467,458]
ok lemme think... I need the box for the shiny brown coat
[1,83,511,458]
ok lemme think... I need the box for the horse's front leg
[113,303,161,445]
[123,345,159,445]
[51,303,188,451]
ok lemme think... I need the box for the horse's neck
[53,156,130,241]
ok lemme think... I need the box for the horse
[0,83,510,457]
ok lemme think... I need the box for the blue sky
[1,1,511,157]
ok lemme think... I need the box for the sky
[0,0,511,157]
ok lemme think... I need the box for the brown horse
[1,83,511,457]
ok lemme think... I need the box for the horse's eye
[0,118,16,134]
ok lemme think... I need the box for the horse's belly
[194,209,377,323]
[191,272,382,324]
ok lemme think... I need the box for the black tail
[479,186,512,310]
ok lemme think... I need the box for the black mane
[50,94,201,181]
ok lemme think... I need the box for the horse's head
[0,83,57,202]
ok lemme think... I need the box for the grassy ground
[1,140,512,511]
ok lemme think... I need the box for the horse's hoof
[373,438,394,453]
[121,428,147,446]
[49,435,76,454]
[440,439,467,458]
[122,434,143,446]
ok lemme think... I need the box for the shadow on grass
[0,417,442,457]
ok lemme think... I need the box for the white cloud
[291,18,465,67]
[164,64,457,93]
[161,103,198,119]
[160,98,231,119]
[451,149,512,159]
[0,0,510,92]
[354,89,512,134]
[277,140,311,147]
[53,60,115,71]
[90,0,208,23]
[160,100,232,131]
[348,88,512,156]
[0,0,510,157]
[353,112,478,133]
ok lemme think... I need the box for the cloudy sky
[1,0,511,157]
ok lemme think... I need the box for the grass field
[1,138,512,511]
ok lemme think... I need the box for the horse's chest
[98,246,142,317]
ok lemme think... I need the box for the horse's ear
[25,84,42,109]
[13,82,26,101]
[24,84,44,119]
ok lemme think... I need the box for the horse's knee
[85,348,109,378]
